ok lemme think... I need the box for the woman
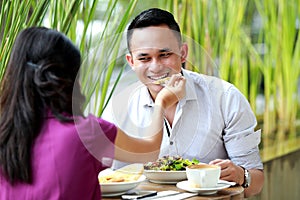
[0,27,185,199]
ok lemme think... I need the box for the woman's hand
[155,73,186,109]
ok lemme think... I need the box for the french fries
[99,164,143,183]
[99,171,140,183]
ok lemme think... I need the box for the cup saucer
[176,180,232,195]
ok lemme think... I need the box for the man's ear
[180,43,188,63]
[126,53,134,68]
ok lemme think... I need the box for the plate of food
[99,164,146,197]
[143,156,200,184]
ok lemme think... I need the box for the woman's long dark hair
[0,27,86,184]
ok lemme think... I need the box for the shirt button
[170,141,174,145]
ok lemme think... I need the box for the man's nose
[148,59,163,72]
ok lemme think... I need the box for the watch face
[243,169,251,188]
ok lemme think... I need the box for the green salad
[143,155,200,171]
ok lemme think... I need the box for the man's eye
[138,57,150,61]
[160,52,171,57]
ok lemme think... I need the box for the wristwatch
[242,168,251,188]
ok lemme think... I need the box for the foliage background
[1,2,299,199]
[1,0,300,157]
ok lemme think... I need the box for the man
[103,8,264,197]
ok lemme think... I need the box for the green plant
[0,0,50,80]
[79,0,138,116]
[0,0,138,117]
[2,0,300,152]
[255,0,300,139]
[159,0,300,148]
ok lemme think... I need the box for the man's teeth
[152,77,170,85]
[150,75,168,80]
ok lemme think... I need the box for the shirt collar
[182,69,198,101]
[140,86,155,107]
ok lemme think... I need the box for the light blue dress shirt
[103,69,263,170]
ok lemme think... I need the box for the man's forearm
[244,169,264,198]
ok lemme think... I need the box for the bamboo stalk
[2,0,300,147]
[80,0,139,116]
[0,0,50,80]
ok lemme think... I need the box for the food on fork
[152,77,170,85]
[99,163,143,183]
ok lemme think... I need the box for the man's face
[126,25,188,97]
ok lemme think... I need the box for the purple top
[0,113,117,200]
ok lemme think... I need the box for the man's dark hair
[127,8,182,52]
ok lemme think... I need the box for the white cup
[186,164,221,188]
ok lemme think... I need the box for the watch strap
[242,167,250,188]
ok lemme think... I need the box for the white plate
[99,169,146,196]
[101,191,128,197]
[143,170,187,184]
[100,175,146,196]
[148,179,180,184]
[176,180,231,195]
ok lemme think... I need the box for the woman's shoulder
[83,114,116,129]
[74,114,117,140]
